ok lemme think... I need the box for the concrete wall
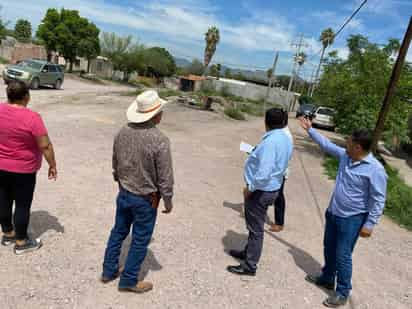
[0,41,47,63]
[203,78,297,110]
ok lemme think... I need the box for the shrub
[224,107,245,120]
[158,89,181,98]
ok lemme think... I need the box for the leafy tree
[78,23,100,73]
[209,64,219,77]
[216,63,222,79]
[224,68,232,79]
[141,47,176,78]
[14,19,32,43]
[187,59,204,75]
[36,8,61,61]
[311,28,335,96]
[37,8,100,71]
[100,32,133,71]
[203,26,220,75]
[315,35,412,149]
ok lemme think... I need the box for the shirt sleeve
[308,128,345,159]
[31,113,48,137]
[156,137,174,200]
[364,167,388,230]
[247,141,276,192]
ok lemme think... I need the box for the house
[179,75,207,92]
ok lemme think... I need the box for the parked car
[296,104,316,118]
[2,59,64,90]
[312,107,336,130]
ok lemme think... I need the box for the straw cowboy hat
[127,90,167,123]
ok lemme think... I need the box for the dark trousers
[274,178,286,226]
[243,190,278,271]
[103,189,158,288]
[0,170,36,240]
[320,211,367,298]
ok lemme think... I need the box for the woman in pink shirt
[0,81,57,255]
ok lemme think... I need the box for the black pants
[274,178,286,226]
[243,190,278,271]
[0,170,36,240]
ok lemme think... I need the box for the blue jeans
[103,189,157,288]
[320,211,367,298]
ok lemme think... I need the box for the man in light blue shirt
[227,108,293,276]
[300,117,387,308]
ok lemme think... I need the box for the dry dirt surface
[0,77,411,309]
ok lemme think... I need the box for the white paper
[240,142,254,154]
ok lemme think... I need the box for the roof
[180,74,206,81]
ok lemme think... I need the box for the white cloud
[1,0,299,53]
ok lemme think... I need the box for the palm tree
[311,28,335,96]
[203,26,220,75]
[383,38,401,57]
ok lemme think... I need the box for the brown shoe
[118,281,153,294]
[269,224,284,232]
[100,267,124,284]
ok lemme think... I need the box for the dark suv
[2,59,64,89]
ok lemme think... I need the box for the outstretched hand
[299,117,312,131]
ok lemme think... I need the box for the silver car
[312,107,336,130]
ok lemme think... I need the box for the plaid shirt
[113,122,174,201]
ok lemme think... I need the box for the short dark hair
[265,108,287,130]
[7,80,30,103]
[351,129,373,152]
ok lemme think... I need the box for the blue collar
[262,129,281,140]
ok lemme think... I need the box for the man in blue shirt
[300,117,387,308]
[227,108,293,276]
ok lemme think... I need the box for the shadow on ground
[29,210,64,238]
[119,236,162,281]
[222,230,248,255]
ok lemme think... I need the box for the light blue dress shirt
[244,129,293,193]
[308,128,388,229]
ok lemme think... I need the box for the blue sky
[1,0,411,77]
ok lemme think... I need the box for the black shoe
[227,264,256,276]
[229,249,246,260]
[323,294,348,308]
[1,235,16,246]
[305,274,335,290]
[14,238,42,255]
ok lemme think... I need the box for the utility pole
[287,34,308,93]
[308,67,316,96]
[288,34,308,111]
[372,17,412,154]
[265,51,279,112]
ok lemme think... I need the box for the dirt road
[0,78,411,309]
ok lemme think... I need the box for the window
[42,65,50,73]
[317,108,335,116]
[49,65,57,73]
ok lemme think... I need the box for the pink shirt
[0,103,48,173]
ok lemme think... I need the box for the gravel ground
[0,78,411,309]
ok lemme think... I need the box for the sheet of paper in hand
[240,142,254,154]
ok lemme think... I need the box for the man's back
[113,122,174,199]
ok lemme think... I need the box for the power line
[334,0,368,39]
[308,0,368,62]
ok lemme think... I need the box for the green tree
[224,68,232,79]
[37,8,100,71]
[100,32,133,71]
[311,28,335,96]
[141,47,176,78]
[14,19,32,43]
[209,64,219,77]
[315,35,412,149]
[203,26,220,75]
[36,8,61,61]
[187,59,204,75]
[216,63,222,79]
[78,23,100,73]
